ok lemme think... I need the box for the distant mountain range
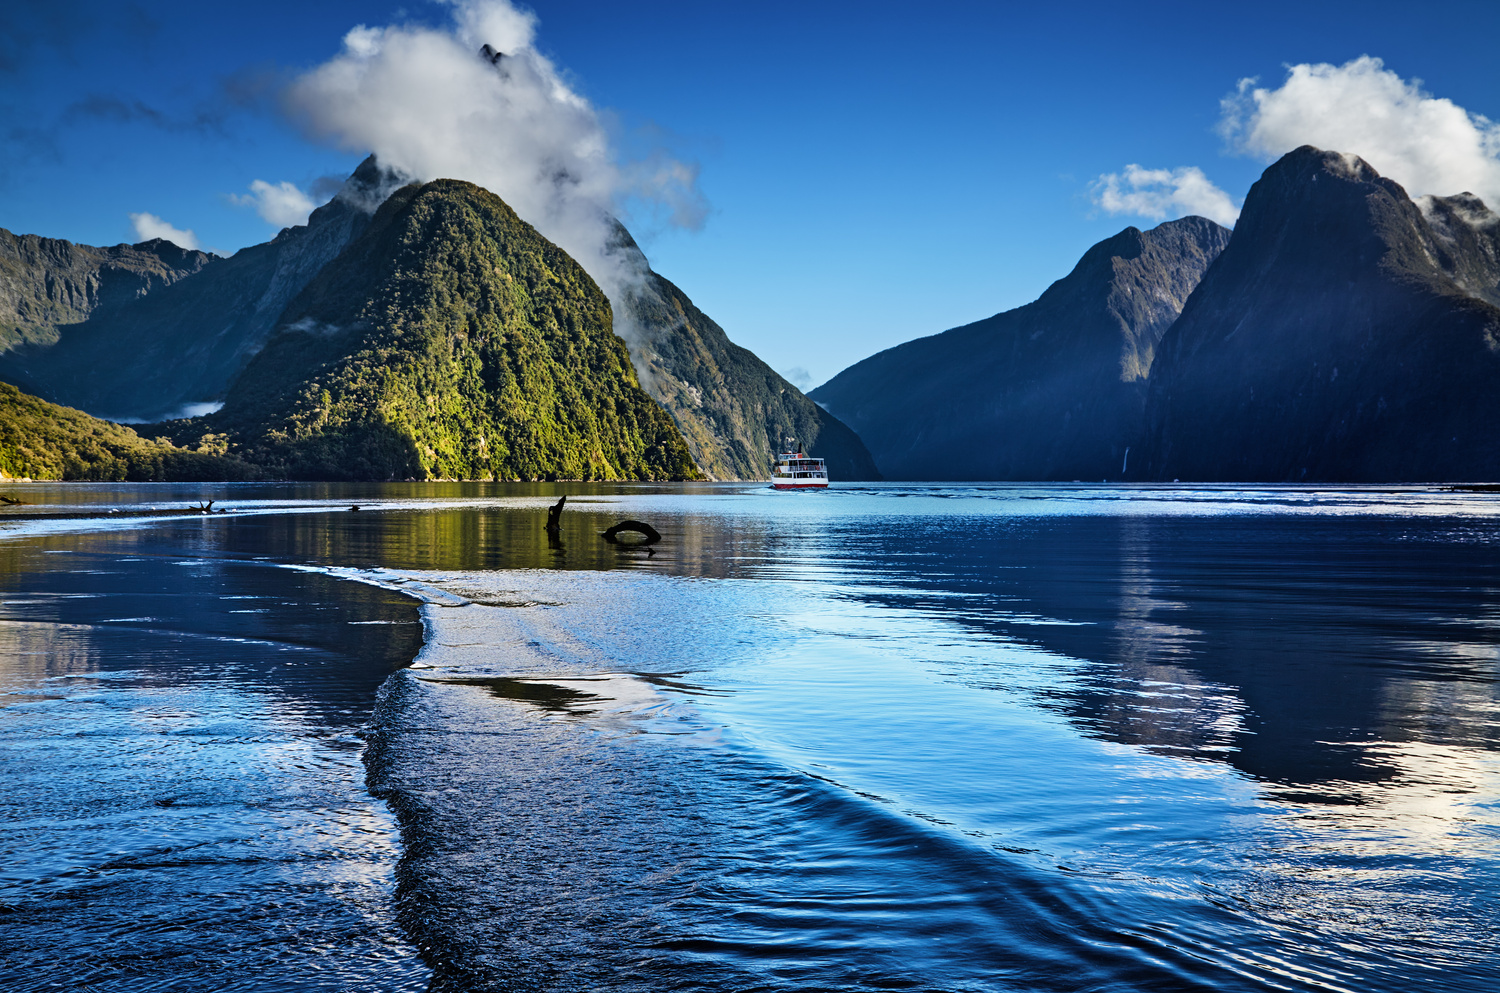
[0,158,395,423]
[0,158,876,481]
[815,146,1500,482]
[812,216,1230,480]
[8,144,1500,483]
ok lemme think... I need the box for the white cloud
[281,0,706,312]
[128,212,201,250]
[780,366,813,391]
[229,179,321,228]
[1092,164,1241,227]
[1220,55,1500,207]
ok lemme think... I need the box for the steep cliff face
[1415,192,1500,308]
[1142,146,1500,482]
[811,216,1230,480]
[0,233,211,354]
[186,180,699,482]
[612,231,879,481]
[0,157,397,420]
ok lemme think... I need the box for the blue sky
[4,0,1500,388]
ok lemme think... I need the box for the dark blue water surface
[2,482,1498,991]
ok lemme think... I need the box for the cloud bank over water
[280,0,706,304]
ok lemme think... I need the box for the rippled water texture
[3,483,1500,991]
[0,521,428,991]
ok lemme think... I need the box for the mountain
[613,230,880,481]
[0,381,258,481]
[169,179,699,482]
[0,157,399,421]
[1141,146,1500,482]
[811,216,1230,480]
[0,233,211,355]
[1,153,873,482]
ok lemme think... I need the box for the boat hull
[771,482,828,490]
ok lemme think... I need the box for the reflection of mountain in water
[835,513,1500,790]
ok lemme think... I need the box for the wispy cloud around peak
[128,211,200,250]
[1219,55,1500,207]
[280,0,706,306]
[1091,165,1240,227]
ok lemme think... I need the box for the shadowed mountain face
[0,158,400,421]
[810,216,1230,480]
[613,231,880,481]
[0,234,211,356]
[1142,146,1500,482]
[179,180,699,482]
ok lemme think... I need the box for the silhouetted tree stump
[545,495,567,533]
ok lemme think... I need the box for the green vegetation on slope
[620,265,881,481]
[0,382,260,481]
[192,180,700,482]
[0,166,384,421]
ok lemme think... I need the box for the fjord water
[2,483,1499,991]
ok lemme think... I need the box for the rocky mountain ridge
[612,227,879,481]
[0,233,211,355]
[1141,146,1500,481]
[811,216,1230,480]
[0,157,401,420]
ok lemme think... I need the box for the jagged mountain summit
[611,227,879,481]
[811,216,1231,480]
[0,233,211,356]
[174,179,699,481]
[1141,146,1500,482]
[0,157,402,421]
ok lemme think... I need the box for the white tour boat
[771,449,828,490]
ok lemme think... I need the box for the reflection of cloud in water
[1376,668,1500,747]
[426,672,710,734]
[0,619,107,687]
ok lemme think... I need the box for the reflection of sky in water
[4,481,1500,990]
[0,544,427,992]
[355,486,1500,990]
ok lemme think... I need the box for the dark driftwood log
[545,495,567,532]
[602,520,661,545]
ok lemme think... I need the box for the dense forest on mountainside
[0,382,259,481]
[1,154,872,482]
[163,180,700,482]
